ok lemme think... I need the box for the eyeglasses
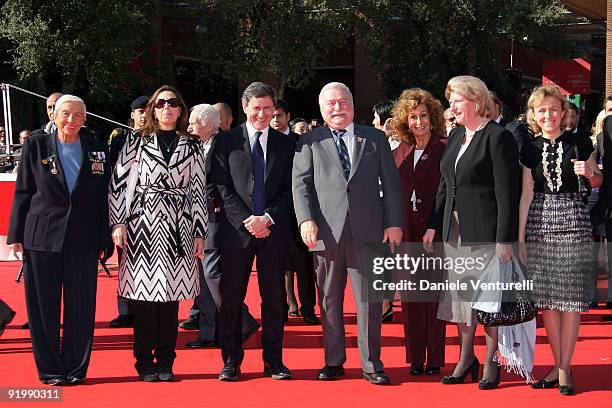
[154,98,180,109]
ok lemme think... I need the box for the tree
[0,0,159,111]
[194,0,351,98]
[352,0,569,100]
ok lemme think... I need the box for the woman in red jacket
[391,88,447,376]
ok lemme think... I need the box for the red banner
[542,58,591,95]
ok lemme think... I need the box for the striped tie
[332,129,350,180]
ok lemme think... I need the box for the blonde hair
[592,109,606,136]
[391,88,445,144]
[526,86,570,135]
[445,75,493,118]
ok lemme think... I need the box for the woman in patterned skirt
[519,86,602,395]
[109,85,207,382]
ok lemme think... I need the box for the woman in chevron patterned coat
[109,85,207,382]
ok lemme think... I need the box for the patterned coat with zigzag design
[109,132,207,301]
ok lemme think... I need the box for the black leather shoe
[109,314,133,328]
[179,317,199,330]
[362,371,391,385]
[479,364,501,390]
[531,378,559,389]
[219,363,241,381]
[263,362,292,380]
[140,373,158,382]
[158,371,175,382]
[559,384,576,396]
[425,366,441,375]
[302,313,320,325]
[67,377,85,385]
[317,365,345,381]
[242,323,260,343]
[410,364,424,375]
[185,338,216,348]
[43,378,67,386]
[441,357,480,384]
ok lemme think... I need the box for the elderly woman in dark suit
[424,76,519,390]
[7,95,112,385]
[390,88,447,376]
[109,85,207,382]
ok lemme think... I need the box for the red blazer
[392,134,446,242]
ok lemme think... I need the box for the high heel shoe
[479,364,501,390]
[559,370,575,396]
[441,357,480,384]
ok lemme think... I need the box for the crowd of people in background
[3,75,612,397]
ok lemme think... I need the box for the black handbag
[476,258,537,327]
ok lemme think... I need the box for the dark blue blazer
[210,123,295,250]
[7,131,112,252]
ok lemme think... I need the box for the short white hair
[191,103,221,129]
[54,95,87,119]
[318,82,353,107]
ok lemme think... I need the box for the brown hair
[445,75,494,118]
[140,85,189,136]
[391,88,445,144]
[526,86,569,135]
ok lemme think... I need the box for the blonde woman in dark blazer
[424,76,519,390]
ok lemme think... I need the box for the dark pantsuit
[130,300,179,373]
[189,249,259,341]
[313,222,383,373]
[24,249,98,382]
[401,302,446,367]
[285,249,317,315]
[219,242,285,364]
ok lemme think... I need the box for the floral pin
[420,153,429,161]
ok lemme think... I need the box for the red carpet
[1,260,611,407]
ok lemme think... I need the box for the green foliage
[353,0,569,100]
[0,0,156,106]
[194,0,351,97]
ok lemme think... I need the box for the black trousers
[130,299,179,373]
[285,248,317,315]
[189,249,259,341]
[219,240,286,364]
[24,249,98,382]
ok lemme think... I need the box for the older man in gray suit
[292,82,403,385]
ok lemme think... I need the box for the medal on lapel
[41,154,59,175]
[88,151,106,175]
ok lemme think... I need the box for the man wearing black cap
[108,95,148,328]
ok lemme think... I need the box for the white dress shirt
[246,121,269,161]
[330,122,356,164]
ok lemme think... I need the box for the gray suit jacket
[292,124,403,251]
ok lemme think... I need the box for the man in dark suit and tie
[182,103,260,347]
[292,82,403,384]
[211,82,295,380]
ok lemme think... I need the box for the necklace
[465,117,489,139]
[158,134,178,153]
